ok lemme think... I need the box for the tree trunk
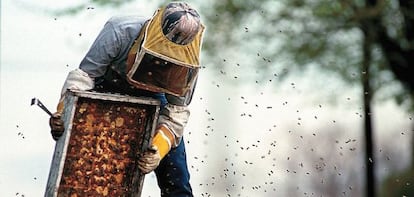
[412,123,414,167]
[362,21,376,197]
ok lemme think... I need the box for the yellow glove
[138,125,175,174]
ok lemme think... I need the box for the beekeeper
[49,2,204,196]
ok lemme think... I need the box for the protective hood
[127,8,205,97]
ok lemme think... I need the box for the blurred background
[1,0,413,196]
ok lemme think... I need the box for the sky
[1,0,413,196]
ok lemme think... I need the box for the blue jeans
[154,139,193,197]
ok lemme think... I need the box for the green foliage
[200,0,265,57]
[201,0,368,85]
[201,0,414,110]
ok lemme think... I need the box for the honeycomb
[57,97,152,196]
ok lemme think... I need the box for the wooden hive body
[45,90,160,197]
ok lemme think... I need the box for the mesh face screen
[130,53,198,96]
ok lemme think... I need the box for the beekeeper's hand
[49,112,64,141]
[138,146,161,174]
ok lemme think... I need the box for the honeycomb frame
[45,90,160,197]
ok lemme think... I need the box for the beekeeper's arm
[49,18,123,140]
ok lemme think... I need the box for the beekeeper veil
[127,2,205,97]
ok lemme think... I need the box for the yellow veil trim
[142,8,205,68]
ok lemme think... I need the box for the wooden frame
[45,90,160,197]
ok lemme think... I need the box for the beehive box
[45,90,160,197]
